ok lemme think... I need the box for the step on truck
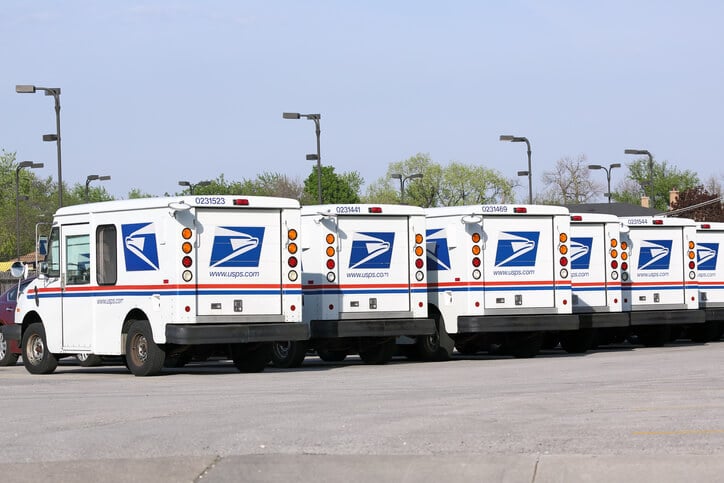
[271,204,434,367]
[5,196,307,376]
[425,204,578,358]
[691,221,724,341]
[619,216,704,346]
[565,213,627,352]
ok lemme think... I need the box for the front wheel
[505,331,543,358]
[125,320,165,376]
[359,338,396,365]
[0,331,19,366]
[271,340,308,368]
[22,322,58,374]
[231,343,272,373]
[317,349,347,362]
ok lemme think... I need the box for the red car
[0,278,34,366]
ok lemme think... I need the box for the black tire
[125,319,165,376]
[415,318,451,361]
[231,342,272,373]
[21,322,58,374]
[164,349,193,368]
[76,353,104,367]
[317,349,347,362]
[636,325,670,347]
[559,329,594,354]
[270,340,308,368]
[505,331,543,358]
[0,331,19,366]
[359,338,396,365]
[454,340,480,355]
[689,322,720,343]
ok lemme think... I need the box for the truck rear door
[336,215,411,314]
[482,215,555,309]
[627,227,686,306]
[195,209,282,317]
[571,223,609,308]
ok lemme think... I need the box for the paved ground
[2,341,724,482]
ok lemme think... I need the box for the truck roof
[619,216,697,227]
[569,212,620,223]
[53,195,300,217]
[425,204,569,217]
[301,204,425,216]
[697,221,724,231]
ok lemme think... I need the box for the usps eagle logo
[637,240,672,270]
[210,227,265,268]
[697,243,719,271]
[122,223,160,271]
[426,228,451,271]
[570,237,593,270]
[495,232,539,267]
[348,232,395,269]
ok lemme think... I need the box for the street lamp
[500,135,533,204]
[16,85,63,208]
[85,174,111,202]
[283,112,322,204]
[16,161,44,259]
[390,173,423,204]
[178,180,211,195]
[588,163,621,204]
[624,149,654,205]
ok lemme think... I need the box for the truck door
[571,223,608,308]
[482,216,555,309]
[336,216,411,314]
[60,223,93,349]
[195,209,283,316]
[627,227,686,306]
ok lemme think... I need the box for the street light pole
[16,85,63,208]
[390,173,423,204]
[178,180,211,195]
[283,112,322,204]
[587,163,621,204]
[16,161,44,259]
[624,149,654,205]
[500,135,532,204]
[85,174,111,202]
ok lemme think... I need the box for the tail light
[181,227,194,282]
[325,232,336,283]
[287,228,299,281]
[471,232,482,279]
[413,233,425,281]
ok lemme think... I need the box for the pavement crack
[195,454,222,482]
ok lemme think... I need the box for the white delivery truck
[619,216,704,346]
[6,196,306,376]
[425,204,578,358]
[565,213,627,352]
[271,204,434,366]
[690,221,724,341]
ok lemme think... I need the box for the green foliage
[612,158,699,211]
[364,153,513,207]
[303,165,361,204]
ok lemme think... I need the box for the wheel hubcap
[27,334,44,365]
[0,333,7,359]
[133,334,148,364]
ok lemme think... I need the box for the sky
[2,1,723,202]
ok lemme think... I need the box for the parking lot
[2,341,724,482]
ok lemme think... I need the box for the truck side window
[66,234,91,285]
[46,227,60,278]
[96,225,117,285]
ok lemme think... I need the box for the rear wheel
[317,349,347,362]
[271,340,308,368]
[359,338,396,365]
[0,331,19,366]
[559,329,594,354]
[22,322,58,374]
[125,320,165,376]
[636,325,670,347]
[689,322,720,343]
[231,342,272,373]
[505,331,543,358]
[415,316,451,361]
[454,340,480,355]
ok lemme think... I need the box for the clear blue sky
[2,1,722,202]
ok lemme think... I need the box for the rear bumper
[629,309,705,326]
[310,318,435,339]
[705,308,724,322]
[0,324,21,342]
[457,314,579,333]
[165,323,309,345]
[579,312,630,329]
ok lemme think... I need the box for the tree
[439,162,513,206]
[302,166,361,204]
[539,155,602,205]
[670,185,724,222]
[612,157,699,211]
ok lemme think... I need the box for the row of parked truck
[1,195,721,376]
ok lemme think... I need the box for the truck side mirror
[39,261,49,276]
[10,261,26,279]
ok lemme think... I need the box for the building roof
[564,202,660,217]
